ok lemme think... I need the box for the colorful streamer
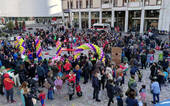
[35,38,42,57]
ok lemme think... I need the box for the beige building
[62,0,170,33]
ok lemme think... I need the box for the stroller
[76,83,82,97]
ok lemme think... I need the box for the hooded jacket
[3,73,14,90]
[128,78,137,90]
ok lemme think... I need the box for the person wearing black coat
[0,73,4,95]
[83,59,89,84]
[92,72,101,102]
[150,63,157,79]
[141,53,147,69]
[101,69,106,90]
[106,80,115,106]
[162,59,169,71]
[24,93,34,106]
[37,62,45,87]
[29,62,36,78]
[18,64,27,84]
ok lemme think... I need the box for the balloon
[56,41,62,56]
[35,38,42,57]
[74,43,105,62]
[15,36,25,55]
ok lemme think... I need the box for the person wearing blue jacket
[151,78,160,104]
[130,65,138,76]
[73,65,82,84]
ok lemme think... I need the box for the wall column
[79,12,82,29]
[111,10,115,28]
[99,10,102,23]
[140,9,145,34]
[88,11,91,28]
[125,10,129,32]
[70,11,73,27]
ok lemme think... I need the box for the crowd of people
[0,25,169,106]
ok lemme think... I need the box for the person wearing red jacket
[64,60,72,74]
[65,72,76,84]
[3,73,16,103]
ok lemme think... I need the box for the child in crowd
[139,85,146,105]
[39,90,46,106]
[54,76,63,94]
[68,81,75,101]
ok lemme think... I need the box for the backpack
[113,85,122,96]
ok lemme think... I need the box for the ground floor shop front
[65,8,169,33]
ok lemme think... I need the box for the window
[70,0,73,9]
[86,0,89,8]
[94,26,103,28]
[80,0,82,9]
[114,0,126,7]
[157,0,162,5]
[145,0,149,5]
[145,0,162,6]
[76,0,79,8]
[102,0,110,4]
[145,10,159,18]
[90,0,93,8]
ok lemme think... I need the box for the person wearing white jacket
[106,66,113,80]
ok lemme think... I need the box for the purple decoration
[100,52,104,61]
[22,42,26,48]
[17,36,22,39]
[22,48,25,54]
[37,49,42,57]
[35,39,39,46]
[75,48,84,52]
[17,44,20,49]
[89,44,96,53]
[56,47,62,54]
